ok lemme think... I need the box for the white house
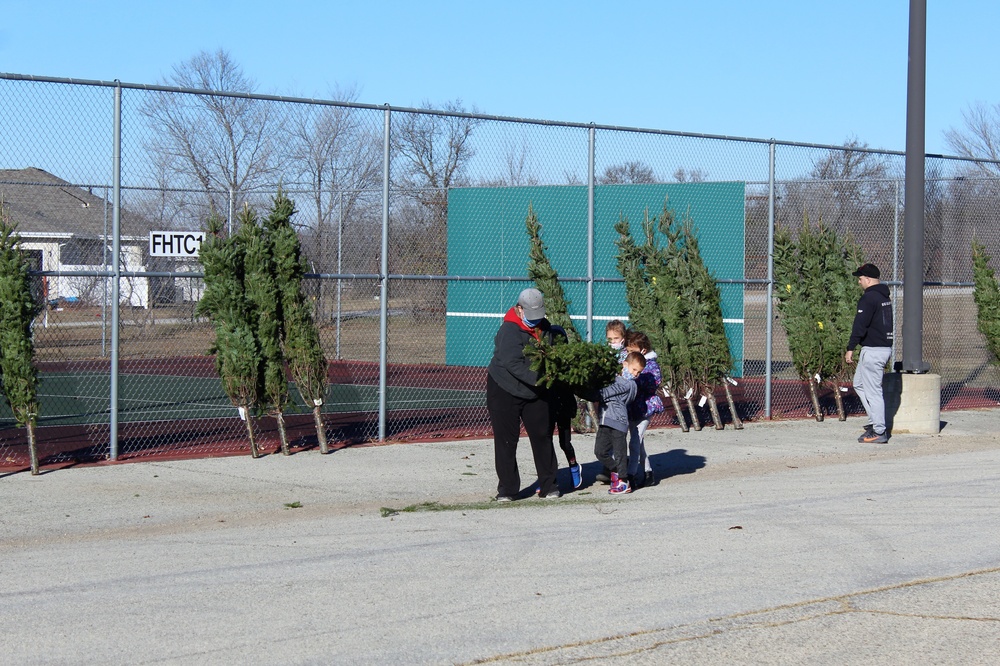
[1,167,150,307]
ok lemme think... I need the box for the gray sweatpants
[853,346,892,435]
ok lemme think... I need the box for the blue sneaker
[570,462,582,489]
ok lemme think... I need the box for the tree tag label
[698,395,707,407]
[237,407,247,421]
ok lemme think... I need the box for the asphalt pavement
[2,409,999,665]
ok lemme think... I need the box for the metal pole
[109,83,122,460]
[902,0,930,373]
[228,187,234,235]
[764,142,776,419]
[102,186,109,356]
[336,191,343,360]
[378,107,390,441]
[892,179,900,365]
[586,125,595,342]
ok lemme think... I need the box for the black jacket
[487,309,545,399]
[848,283,893,350]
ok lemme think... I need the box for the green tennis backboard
[446,182,745,374]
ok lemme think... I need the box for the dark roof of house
[0,167,143,237]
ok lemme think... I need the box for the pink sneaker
[609,473,631,495]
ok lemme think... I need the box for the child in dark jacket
[593,351,645,495]
[542,323,582,489]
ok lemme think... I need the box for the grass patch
[379,495,606,517]
[284,501,303,509]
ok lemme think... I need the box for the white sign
[149,231,205,257]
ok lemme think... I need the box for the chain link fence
[2,73,999,468]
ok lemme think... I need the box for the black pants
[548,386,577,464]
[594,425,628,478]
[487,374,558,497]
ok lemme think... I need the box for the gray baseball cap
[517,288,545,320]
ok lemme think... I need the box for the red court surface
[2,360,996,473]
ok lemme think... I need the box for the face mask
[522,315,541,329]
[621,367,633,379]
[610,341,623,350]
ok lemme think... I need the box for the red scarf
[504,307,541,339]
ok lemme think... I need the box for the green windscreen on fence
[446,182,746,374]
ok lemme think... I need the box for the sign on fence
[149,231,204,257]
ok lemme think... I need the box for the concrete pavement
[2,409,999,664]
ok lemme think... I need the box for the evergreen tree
[197,208,263,457]
[615,208,688,428]
[524,336,620,393]
[615,204,739,430]
[773,215,863,421]
[241,211,291,454]
[268,190,330,453]
[972,241,1000,365]
[0,200,42,474]
[525,203,579,341]
[676,217,739,429]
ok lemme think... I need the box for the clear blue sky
[2,0,997,156]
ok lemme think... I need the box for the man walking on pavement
[845,263,894,443]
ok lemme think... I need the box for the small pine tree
[615,204,738,431]
[197,208,263,457]
[676,218,738,429]
[524,336,620,394]
[0,200,42,474]
[241,212,291,454]
[525,203,579,341]
[972,240,1000,365]
[268,190,330,453]
[774,215,863,421]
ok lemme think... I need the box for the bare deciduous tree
[599,161,656,185]
[944,101,1000,176]
[673,167,707,183]
[140,49,285,215]
[392,100,480,208]
[285,87,383,318]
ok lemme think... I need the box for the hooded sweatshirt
[848,283,893,350]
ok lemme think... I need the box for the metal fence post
[764,141,776,419]
[379,106,390,441]
[102,187,109,356]
[587,125,595,342]
[892,179,900,364]
[109,82,122,459]
[336,190,343,360]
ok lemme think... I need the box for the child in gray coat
[593,352,645,495]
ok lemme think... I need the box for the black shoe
[629,474,644,490]
[645,470,655,487]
